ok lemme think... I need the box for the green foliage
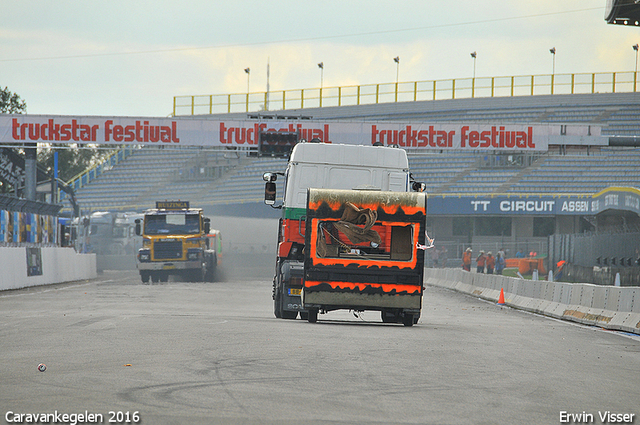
[38,146,116,182]
[0,86,27,114]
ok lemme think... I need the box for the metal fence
[174,70,639,116]
[549,231,640,268]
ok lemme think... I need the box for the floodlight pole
[394,56,400,102]
[550,47,556,94]
[318,62,324,107]
[633,44,639,91]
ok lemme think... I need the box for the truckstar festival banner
[0,115,604,151]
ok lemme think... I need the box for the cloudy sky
[1,1,637,117]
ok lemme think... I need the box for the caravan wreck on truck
[262,138,427,325]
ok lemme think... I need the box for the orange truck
[263,141,426,325]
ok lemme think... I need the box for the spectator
[439,246,448,268]
[431,246,439,268]
[515,249,525,258]
[486,252,495,274]
[498,247,506,260]
[476,250,486,273]
[462,247,472,272]
[495,252,506,275]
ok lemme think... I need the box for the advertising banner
[0,115,604,152]
[427,187,640,216]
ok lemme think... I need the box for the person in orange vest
[462,247,472,272]
[485,252,495,274]
[476,250,486,273]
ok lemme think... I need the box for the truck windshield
[144,213,200,235]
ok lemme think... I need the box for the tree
[38,145,115,182]
[0,86,27,113]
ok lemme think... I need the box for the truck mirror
[412,182,426,192]
[265,181,277,205]
[204,218,211,234]
[263,172,277,182]
[135,219,141,236]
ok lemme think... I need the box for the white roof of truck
[289,142,408,169]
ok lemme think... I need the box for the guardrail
[424,267,640,335]
[173,71,639,116]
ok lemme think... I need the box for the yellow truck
[135,201,217,283]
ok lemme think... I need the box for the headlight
[187,249,202,260]
[138,249,151,262]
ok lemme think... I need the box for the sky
[1,0,638,118]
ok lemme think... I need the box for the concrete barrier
[0,247,97,291]
[424,268,640,335]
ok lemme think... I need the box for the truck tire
[402,313,414,327]
[204,256,217,282]
[381,310,399,323]
[140,271,150,284]
[307,308,318,323]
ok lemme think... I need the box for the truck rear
[262,141,425,324]
[303,188,426,325]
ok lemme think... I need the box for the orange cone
[497,288,505,305]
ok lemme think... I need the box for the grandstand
[66,92,640,214]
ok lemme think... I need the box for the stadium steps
[494,156,548,193]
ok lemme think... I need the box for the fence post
[338,87,342,106]
[301,89,304,109]
[592,73,595,94]
[414,81,418,101]
[357,85,360,105]
[227,94,231,113]
[511,76,514,97]
[471,78,475,98]
[491,77,495,97]
[376,84,380,104]
[173,97,177,116]
[571,74,575,94]
[319,87,323,107]
[283,90,286,110]
[210,95,213,114]
[531,75,535,96]
[246,93,249,112]
[433,80,436,100]
[612,72,616,93]
[394,82,398,102]
[452,79,456,99]
[191,96,194,115]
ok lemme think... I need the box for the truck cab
[135,201,217,283]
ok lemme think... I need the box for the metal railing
[61,146,138,200]
[173,71,639,116]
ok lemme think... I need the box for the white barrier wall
[0,247,97,291]
[424,268,640,335]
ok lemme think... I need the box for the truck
[135,201,217,283]
[262,141,426,325]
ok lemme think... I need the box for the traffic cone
[497,288,505,305]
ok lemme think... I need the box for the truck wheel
[381,310,399,323]
[140,272,150,284]
[402,314,414,327]
[307,308,318,323]
[282,310,298,320]
[274,289,283,318]
[205,258,216,282]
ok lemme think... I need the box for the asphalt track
[1,255,639,425]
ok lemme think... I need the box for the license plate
[163,264,176,270]
[288,288,301,296]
